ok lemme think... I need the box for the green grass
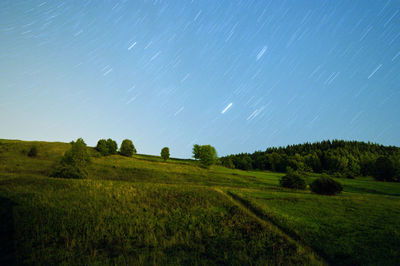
[1,139,399,265]
[227,187,400,265]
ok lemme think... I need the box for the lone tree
[192,144,218,168]
[161,147,170,161]
[52,138,90,179]
[120,139,136,157]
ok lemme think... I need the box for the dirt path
[213,187,327,266]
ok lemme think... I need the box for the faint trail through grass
[213,188,327,266]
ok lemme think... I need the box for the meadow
[1,139,399,265]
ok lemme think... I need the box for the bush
[279,171,306,189]
[27,145,38,157]
[51,164,88,179]
[310,176,343,195]
[161,147,170,161]
[51,138,90,179]
[120,139,136,157]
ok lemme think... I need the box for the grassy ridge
[1,139,400,265]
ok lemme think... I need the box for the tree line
[49,138,218,179]
[220,140,400,182]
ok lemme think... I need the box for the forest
[221,140,400,181]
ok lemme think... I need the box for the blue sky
[1,0,399,158]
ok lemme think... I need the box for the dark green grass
[228,189,400,265]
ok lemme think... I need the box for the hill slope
[1,139,400,265]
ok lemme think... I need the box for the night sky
[1,0,399,158]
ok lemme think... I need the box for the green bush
[279,171,306,189]
[120,139,136,157]
[27,145,38,157]
[310,176,343,195]
[161,147,170,161]
[51,138,90,179]
[51,164,88,179]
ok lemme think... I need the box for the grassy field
[1,139,399,265]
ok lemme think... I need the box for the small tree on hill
[106,138,118,155]
[161,147,170,161]
[193,144,218,168]
[192,144,201,160]
[96,139,109,156]
[120,139,136,157]
[52,138,90,179]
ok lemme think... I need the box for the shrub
[27,145,38,157]
[279,171,306,189]
[51,138,90,179]
[310,176,343,195]
[161,147,170,161]
[52,164,88,179]
[120,139,136,157]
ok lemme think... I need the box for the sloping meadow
[0,177,320,265]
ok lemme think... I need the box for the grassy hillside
[1,139,399,265]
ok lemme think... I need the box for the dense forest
[221,140,400,181]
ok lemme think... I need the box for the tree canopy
[120,139,136,157]
[221,140,400,181]
[161,147,170,161]
[96,138,118,156]
[193,144,218,168]
[52,138,90,179]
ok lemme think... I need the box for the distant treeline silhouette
[221,140,400,181]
